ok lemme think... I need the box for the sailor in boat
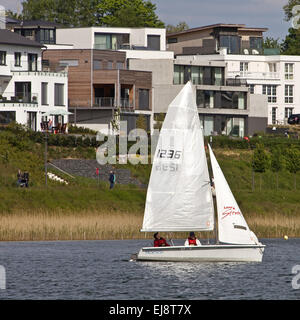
[184,232,201,246]
[153,232,170,247]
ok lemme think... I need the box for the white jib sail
[208,144,258,244]
[141,81,214,232]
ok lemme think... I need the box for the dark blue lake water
[0,238,299,300]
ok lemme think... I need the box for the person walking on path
[109,170,116,189]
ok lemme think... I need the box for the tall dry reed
[0,210,299,241]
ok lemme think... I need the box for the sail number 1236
[157,149,182,159]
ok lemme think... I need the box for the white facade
[177,52,300,125]
[0,43,68,131]
[55,27,174,60]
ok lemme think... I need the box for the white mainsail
[141,81,214,232]
[208,144,257,244]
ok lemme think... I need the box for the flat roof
[167,23,268,37]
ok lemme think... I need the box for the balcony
[94,97,115,107]
[0,92,38,105]
[227,71,280,81]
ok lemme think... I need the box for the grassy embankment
[1,124,300,240]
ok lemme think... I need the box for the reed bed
[0,210,299,241]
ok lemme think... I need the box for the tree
[281,27,300,55]
[263,37,282,50]
[251,143,269,191]
[270,147,284,189]
[285,146,300,190]
[166,21,189,34]
[100,0,164,28]
[5,10,23,20]
[21,0,164,28]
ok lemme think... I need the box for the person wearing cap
[184,232,201,246]
[153,232,170,247]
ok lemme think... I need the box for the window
[107,61,113,69]
[272,107,277,124]
[226,117,245,137]
[139,89,149,110]
[173,65,184,84]
[0,111,15,124]
[213,67,223,85]
[249,37,263,53]
[240,62,248,72]
[41,82,48,105]
[14,52,21,66]
[262,85,277,103]
[39,28,55,44]
[116,61,124,70]
[167,38,177,44]
[28,53,38,71]
[248,84,255,94]
[197,90,214,108]
[191,66,203,85]
[93,60,102,70]
[54,84,64,106]
[59,60,78,67]
[285,63,294,80]
[94,33,130,50]
[147,35,160,50]
[285,107,293,118]
[0,51,6,65]
[285,85,293,103]
[219,35,240,54]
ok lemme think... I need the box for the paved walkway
[49,159,145,188]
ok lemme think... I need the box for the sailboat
[135,81,265,262]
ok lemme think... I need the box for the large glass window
[199,115,214,136]
[39,28,55,44]
[213,67,223,85]
[94,33,130,50]
[173,65,184,84]
[191,66,203,85]
[250,37,263,54]
[197,90,214,108]
[226,117,245,137]
[219,35,240,54]
[54,83,64,106]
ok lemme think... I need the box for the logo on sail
[221,206,241,219]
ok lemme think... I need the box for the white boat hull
[136,244,265,262]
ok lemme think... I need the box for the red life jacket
[188,237,197,245]
[154,238,169,247]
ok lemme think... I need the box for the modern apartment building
[43,48,152,134]
[42,26,174,134]
[0,29,68,131]
[167,23,300,125]
[129,57,267,137]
